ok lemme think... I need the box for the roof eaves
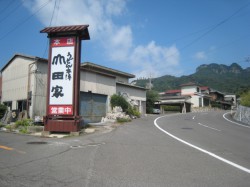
[81,62,135,78]
[40,25,90,40]
[1,53,48,72]
[116,81,147,90]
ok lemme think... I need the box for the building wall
[30,62,48,119]
[1,55,145,120]
[181,86,199,95]
[80,70,116,112]
[1,56,32,110]
[80,70,116,96]
[191,95,200,107]
[116,84,146,114]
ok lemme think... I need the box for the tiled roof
[40,25,90,40]
[165,89,181,94]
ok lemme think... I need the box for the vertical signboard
[41,25,89,133]
[49,37,75,116]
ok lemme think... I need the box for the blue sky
[0,0,250,79]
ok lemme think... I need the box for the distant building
[180,82,210,107]
[158,82,236,112]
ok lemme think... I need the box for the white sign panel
[48,37,75,115]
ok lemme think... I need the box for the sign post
[40,25,90,133]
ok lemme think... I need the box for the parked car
[153,108,161,114]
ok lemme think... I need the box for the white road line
[192,116,195,120]
[154,116,250,174]
[198,123,221,131]
[223,112,250,129]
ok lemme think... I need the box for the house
[209,89,224,102]
[0,54,146,123]
[180,82,210,107]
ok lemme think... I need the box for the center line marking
[154,116,250,174]
[198,123,221,131]
[0,145,13,151]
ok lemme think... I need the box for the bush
[15,119,33,128]
[15,119,33,134]
[0,104,7,119]
[146,90,159,114]
[116,117,131,123]
[211,101,221,108]
[110,94,129,112]
[127,105,140,118]
[240,91,250,107]
[163,105,180,111]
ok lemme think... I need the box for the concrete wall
[181,86,198,95]
[233,105,250,125]
[116,84,146,114]
[80,71,116,96]
[1,56,31,109]
[30,62,48,118]
[80,71,116,112]
[116,76,129,84]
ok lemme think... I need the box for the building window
[3,101,12,111]
[197,87,200,93]
[17,100,27,112]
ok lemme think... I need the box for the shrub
[0,104,7,119]
[240,91,250,107]
[146,90,159,114]
[163,105,180,111]
[15,119,33,134]
[211,101,221,108]
[116,117,131,123]
[127,105,140,118]
[110,94,129,112]
[15,119,33,128]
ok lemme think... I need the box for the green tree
[0,104,7,119]
[146,90,159,113]
[110,94,129,112]
[240,91,250,107]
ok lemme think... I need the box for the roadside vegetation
[3,119,34,134]
[110,94,140,122]
[0,104,7,119]
[146,90,159,114]
[240,90,250,107]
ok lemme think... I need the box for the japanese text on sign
[49,37,75,115]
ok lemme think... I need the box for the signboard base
[44,117,83,132]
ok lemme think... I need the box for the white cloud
[130,41,180,77]
[194,51,207,60]
[23,0,181,77]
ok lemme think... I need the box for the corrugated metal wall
[79,92,107,124]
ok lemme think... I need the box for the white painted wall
[2,56,31,109]
[116,83,146,114]
[80,71,116,96]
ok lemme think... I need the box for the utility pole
[149,73,152,90]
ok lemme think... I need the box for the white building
[0,54,146,123]
[180,82,210,107]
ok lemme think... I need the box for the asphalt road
[0,111,249,187]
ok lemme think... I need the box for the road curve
[154,111,250,174]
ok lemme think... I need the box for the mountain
[132,63,250,94]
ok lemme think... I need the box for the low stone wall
[191,107,222,113]
[233,105,250,125]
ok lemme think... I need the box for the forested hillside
[132,63,250,94]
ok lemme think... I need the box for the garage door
[79,92,107,124]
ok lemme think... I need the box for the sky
[0,0,250,79]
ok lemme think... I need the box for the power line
[180,2,250,51]
[0,1,23,24]
[0,0,15,16]
[0,0,52,41]
[43,0,58,58]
